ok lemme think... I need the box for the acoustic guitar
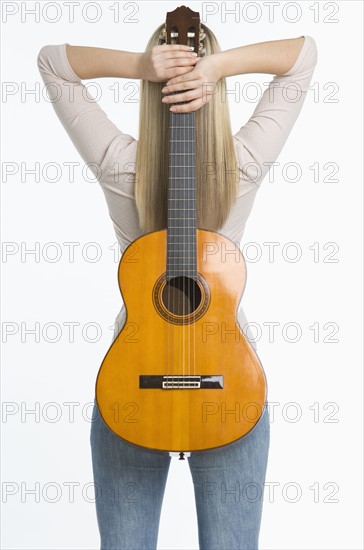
[96,5,267,453]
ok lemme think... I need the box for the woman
[37,18,317,550]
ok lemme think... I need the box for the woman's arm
[37,44,128,177]
[161,36,311,112]
[65,45,142,79]
[36,43,198,181]
[162,35,317,189]
[216,36,305,78]
[65,44,198,81]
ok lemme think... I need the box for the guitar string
[192,109,196,380]
[171,108,175,388]
[180,110,183,386]
[175,109,179,385]
[175,109,179,388]
[182,110,185,387]
[168,106,171,388]
[182,110,186,385]
[168,105,174,389]
[185,110,187,383]
[171,107,174,387]
[169,59,199,389]
[166,106,168,388]
[188,110,193,381]
[185,111,189,383]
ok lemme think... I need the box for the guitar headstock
[159,5,206,56]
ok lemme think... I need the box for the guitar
[95,5,267,453]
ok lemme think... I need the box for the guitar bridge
[139,375,224,389]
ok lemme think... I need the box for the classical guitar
[96,5,267,453]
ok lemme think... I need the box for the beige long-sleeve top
[37,37,317,348]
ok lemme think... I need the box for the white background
[1,1,363,549]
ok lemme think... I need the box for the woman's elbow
[37,45,52,72]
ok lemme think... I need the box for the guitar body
[96,228,267,452]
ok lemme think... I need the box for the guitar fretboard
[167,111,197,280]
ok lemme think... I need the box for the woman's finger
[162,77,200,93]
[162,66,199,81]
[160,57,198,70]
[164,70,197,87]
[153,44,195,57]
[161,87,201,104]
[169,96,211,113]
[158,44,195,52]
[157,50,198,60]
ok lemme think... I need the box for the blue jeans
[90,401,270,550]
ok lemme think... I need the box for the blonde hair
[135,23,238,233]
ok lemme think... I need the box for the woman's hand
[139,44,199,83]
[161,54,222,113]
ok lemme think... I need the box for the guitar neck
[166,111,197,281]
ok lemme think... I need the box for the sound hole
[162,276,202,315]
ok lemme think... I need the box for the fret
[169,176,195,179]
[169,172,195,175]
[169,153,195,155]
[168,198,196,202]
[166,276,198,280]
[168,190,195,193]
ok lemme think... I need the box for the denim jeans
[90,401,270,550]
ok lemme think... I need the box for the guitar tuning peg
[198,44,206,56]
[159,27,167,42]
[199,30,206,41]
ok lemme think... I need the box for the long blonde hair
[135,23,238,233]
